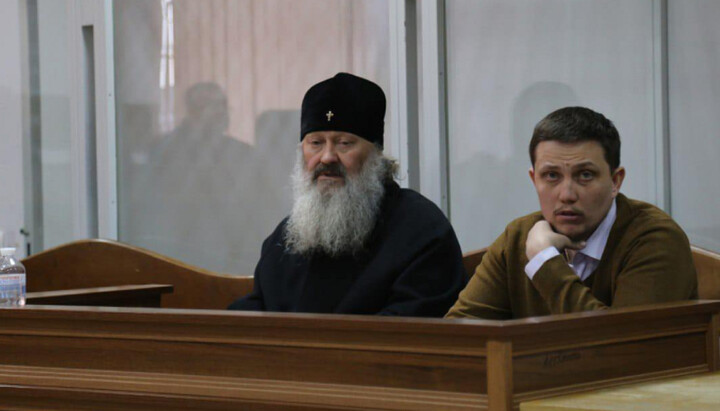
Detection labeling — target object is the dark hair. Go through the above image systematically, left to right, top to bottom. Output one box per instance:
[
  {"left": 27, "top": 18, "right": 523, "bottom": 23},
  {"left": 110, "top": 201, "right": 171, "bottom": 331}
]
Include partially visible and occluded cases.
[{"left": 529, "top": 106, "right": 621, "bottom": 171}]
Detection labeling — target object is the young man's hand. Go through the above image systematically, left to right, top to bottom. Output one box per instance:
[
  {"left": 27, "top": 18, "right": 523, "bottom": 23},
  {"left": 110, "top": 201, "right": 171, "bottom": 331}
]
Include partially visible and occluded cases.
[{"left": 526, "top": 220, "right": 586, "bottom": 261}]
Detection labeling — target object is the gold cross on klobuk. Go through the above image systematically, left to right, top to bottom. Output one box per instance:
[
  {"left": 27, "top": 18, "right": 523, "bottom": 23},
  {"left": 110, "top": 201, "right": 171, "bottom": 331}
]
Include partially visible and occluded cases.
[{"left": 326, "top": 111, "right": 334, "bottom": 121}]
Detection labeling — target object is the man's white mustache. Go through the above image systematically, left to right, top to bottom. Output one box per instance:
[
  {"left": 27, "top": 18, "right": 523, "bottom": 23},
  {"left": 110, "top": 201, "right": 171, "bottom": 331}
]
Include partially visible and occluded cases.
[{"left": 312, "top": 163, "right": 346, "bottom": 181}]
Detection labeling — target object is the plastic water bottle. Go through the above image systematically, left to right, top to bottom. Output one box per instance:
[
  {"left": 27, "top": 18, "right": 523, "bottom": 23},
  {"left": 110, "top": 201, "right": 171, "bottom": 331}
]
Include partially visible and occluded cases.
[{"left": 0, "top": 247, "right": 26, "bottom": 307}]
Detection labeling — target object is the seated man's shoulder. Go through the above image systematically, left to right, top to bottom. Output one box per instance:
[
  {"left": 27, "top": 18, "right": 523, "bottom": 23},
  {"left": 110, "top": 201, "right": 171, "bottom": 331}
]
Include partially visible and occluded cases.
[
  {"left": 384, "top": 187, "right": 463, "bottom": 245},
  {"left": 392, "top": 187, "right": 450, "bottom": 224},
  {"left": 614, "top": 195, "right": 693, "bottom": 262},
  {"left": 621, "top": 195, "right": 688, "bottom": 239},
  {"left": 464, "top": 210, "right": 544, "bottom": 257},
  {"left": 499, "top": 211, "right": 545, "bottom": 245},
  {"left": 507, "top": 211, "right": 545, "bottom": 231},
  {"left": 273, "top": 216, "right": 291, "bottom": 234},
  {"left": 263, "top": 217, "right": 291, "bottom": 248}
]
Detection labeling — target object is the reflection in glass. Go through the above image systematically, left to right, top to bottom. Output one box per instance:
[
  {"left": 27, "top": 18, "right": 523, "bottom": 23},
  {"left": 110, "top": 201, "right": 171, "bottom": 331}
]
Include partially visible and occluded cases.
[
  {"left": 36, "top": 0, "right": 73, "bottom": 250},
  {"left": 115, "top": 0, "right": 390, "bottom": 274},
  {"left": 446, "top": 0, "right": 657, "bottom": 252},
  {"left": 668, "top": 0, "right": 720, "bottom": 251}
]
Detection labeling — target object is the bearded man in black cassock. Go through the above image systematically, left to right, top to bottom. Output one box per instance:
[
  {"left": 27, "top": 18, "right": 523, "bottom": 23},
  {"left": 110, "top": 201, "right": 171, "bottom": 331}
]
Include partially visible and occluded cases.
[{"left": 228, "top": 73, "right": 466, "bottom": 317}]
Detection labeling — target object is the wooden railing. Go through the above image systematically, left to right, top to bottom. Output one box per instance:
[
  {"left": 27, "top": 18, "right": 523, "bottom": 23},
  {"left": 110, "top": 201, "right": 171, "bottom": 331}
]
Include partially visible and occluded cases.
[{"left": 0, "top": 300, "right": 717, "bottom": 410}]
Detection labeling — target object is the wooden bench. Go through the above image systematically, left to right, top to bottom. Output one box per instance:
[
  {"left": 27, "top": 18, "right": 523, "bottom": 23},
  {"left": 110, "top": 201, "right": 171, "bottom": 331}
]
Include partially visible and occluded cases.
[
  {"left": 22, "top": 239, "right": 253, "bottom": 309},
  {"left": 22, "top": 239, "right": 720, "bottom": 309},
  {"left": 693, "top": 245, "right": 720, "bottom": 299}
]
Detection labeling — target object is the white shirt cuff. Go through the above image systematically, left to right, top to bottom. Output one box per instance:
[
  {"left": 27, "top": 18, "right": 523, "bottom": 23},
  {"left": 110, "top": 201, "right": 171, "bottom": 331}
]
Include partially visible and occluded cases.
[{"left": 525, "top": 246, "right": 561, "bottom": 280}]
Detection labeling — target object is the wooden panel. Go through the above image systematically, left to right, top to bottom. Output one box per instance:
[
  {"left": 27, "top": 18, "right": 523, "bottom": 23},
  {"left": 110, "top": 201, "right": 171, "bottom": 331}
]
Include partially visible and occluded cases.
[
  {"left": 22, "top": 239, "right": 253, "bottom": 309},
  {"left": 693, "top": 245, "right": 720, "bottom": 299},
  {"left": 0, "top": 301, "right": 718, "bottom": 410},
  {"left": 3, "top": 308, "right": 491, "bottom": 357},
  {"left": 510, "top": 312, "right": 710, "bottom": 355},
  {"left": 708, "top": 313, "right": 720, "bottom": 371},
  {"left": 513, "top": 333, "right": 708, "bottom": 393},
  {"left": 0, "top": 335, "right": 486, "bottom": 393},
  {"left": 487, "top": 340, "right": 513, "bottom": 411},
  {"left": 0, "top": 365, "right": 487, "bottom": 411}
]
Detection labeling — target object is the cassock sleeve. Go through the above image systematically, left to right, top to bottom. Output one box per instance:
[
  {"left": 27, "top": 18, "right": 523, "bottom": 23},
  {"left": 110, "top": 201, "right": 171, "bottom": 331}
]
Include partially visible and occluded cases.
[
  {"left": 377, "top": 226, "right": 467, "bottom": 317},
  {"left": 227, "top": 236, "right": 270, "bottom": 311},
  {"left": 227, "top": 278, "right": 265, "bottom": 310}
]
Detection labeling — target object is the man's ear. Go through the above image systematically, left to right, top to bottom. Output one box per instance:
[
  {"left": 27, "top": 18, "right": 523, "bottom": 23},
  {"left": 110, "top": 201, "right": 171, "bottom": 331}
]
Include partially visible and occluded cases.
[
  {"left": 611, "top": 166, "right": 626, "bottom": 197},
  {"left": 528, "top": 167, "right": 536, "bottom": 186}
]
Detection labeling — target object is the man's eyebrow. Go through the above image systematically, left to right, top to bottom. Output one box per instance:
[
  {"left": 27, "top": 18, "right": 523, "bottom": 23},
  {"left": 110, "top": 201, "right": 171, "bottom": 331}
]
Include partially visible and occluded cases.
[
  {"left": 570, "top": 161, "right": 600, "bottom": 169},
  {"left": 536, "top": 163, "right": 560, "bottom": 170}
]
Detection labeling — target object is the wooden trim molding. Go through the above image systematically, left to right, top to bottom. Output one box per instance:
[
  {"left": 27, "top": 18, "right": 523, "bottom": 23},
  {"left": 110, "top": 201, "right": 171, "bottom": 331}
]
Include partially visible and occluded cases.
[
  {"left": 26, "top": 284, "right": 173, "bottom": 307},
  {"left": 487, "top": 340, "right": 513, "bottom": 410}
]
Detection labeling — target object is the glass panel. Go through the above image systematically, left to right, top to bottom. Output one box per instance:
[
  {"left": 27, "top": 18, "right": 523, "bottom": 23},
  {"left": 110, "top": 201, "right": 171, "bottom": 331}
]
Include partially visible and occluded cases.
[
  {"left": 0, "top": 0, "right": 24, "bottom": 255},
  {"left": 36, "top": 0, "right": 74, "bottom": 250},
  {"left": 115, "top": 0, "right": 391, "bottom": 274},
  {"left": 445, "top": 0, "right": 657, "bottom": 252},
  {"left": 668, "top": 0, "right": 720, "bottom": 252}
]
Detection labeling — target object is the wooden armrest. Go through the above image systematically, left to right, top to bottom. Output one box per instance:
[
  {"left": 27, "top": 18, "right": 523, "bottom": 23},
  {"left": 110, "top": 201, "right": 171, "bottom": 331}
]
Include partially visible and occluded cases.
[
  {"left": 22, "top": 239, "right": 253, "bottom": 309},
  {"left": 26, "top": 284, "right": 174, "bottom": 308}
]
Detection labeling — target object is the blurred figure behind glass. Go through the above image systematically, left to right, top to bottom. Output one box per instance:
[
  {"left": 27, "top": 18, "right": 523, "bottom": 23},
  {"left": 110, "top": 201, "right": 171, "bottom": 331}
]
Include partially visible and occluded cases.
[{"left": 129, "top": 82, "right": 257, "bottom": 273}]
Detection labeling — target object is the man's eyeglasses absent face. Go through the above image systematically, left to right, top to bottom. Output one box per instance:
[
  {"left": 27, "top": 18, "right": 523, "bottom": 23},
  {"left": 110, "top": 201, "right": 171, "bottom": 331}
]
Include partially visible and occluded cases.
[
  {"left": 302, "top": 131, "right": 376, "bottom": 192},
  {"left": 529, "top": 140, "right": 625, "bottom": 242}
]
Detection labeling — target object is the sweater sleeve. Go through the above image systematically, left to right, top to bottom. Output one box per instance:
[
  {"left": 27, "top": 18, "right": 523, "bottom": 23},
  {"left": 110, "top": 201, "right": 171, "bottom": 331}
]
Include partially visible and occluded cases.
[
  {"left": 531, "top": 222, "right": 698, "bottom": 314},
  {"left": 609, "top": 222, "right": 698, "bottom": 307},
  {"left": 445, "top": 230, "right": 512, "bottom": 320},
  {"left": 530, "top": 255, "right": 606, "bottom": 313}
]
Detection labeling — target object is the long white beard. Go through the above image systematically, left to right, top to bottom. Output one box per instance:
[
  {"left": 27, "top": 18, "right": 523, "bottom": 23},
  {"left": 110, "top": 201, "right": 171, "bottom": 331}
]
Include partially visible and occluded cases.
[{"left": 285, "top": 150, "right": 388, "bottom": 257}]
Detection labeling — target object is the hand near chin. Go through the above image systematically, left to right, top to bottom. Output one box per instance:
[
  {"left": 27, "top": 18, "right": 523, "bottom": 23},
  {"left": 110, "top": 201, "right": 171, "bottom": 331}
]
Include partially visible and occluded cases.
[{"left": 526, "top": 220, "right": 586, "bottom": 261}]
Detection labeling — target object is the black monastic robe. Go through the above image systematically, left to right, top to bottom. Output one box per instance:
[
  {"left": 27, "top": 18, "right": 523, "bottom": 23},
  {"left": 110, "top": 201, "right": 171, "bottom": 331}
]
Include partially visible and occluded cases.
[{"left": 228, "top": 182, "right": 467, "bottom": 317}]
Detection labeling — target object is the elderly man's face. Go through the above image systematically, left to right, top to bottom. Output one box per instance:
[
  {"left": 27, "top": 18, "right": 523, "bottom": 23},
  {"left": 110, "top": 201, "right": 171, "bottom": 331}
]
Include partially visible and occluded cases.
[
  {"left": 302, "top": 131, "right": 375, "bottom": 190},
  {"left": 529, "top": 140, "right": 625, "bottom": 241}
]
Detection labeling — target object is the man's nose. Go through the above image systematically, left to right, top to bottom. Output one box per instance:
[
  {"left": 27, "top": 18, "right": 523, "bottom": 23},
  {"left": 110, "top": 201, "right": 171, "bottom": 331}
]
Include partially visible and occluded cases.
[
  {"left": 320, "top": 143, "right": 339, "bottom": 164},
  {"left": 558, "top": 179, "right": 579, "bottom": 203}
]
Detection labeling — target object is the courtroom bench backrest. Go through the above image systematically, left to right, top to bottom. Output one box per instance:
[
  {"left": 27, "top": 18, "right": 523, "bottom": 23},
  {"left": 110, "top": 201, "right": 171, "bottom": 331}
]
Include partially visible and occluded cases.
[
  {"left": 22, "top": 239, "right": 254, "bottom": 309},
  {"left": 22, "top": 240, "right": 719, "bottom": 310},
  {"left": 693, "top": 245, "right": 720, "bottom": 300},
  {"left": 462, "top": 247, "right": 487, "bottom": 279}
]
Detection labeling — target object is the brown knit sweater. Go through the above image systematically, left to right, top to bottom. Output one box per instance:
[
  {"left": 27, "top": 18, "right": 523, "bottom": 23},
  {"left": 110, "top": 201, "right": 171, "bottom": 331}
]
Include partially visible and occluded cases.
[{"left": 446, "top": 194, "right": 698, "bottom": 319}]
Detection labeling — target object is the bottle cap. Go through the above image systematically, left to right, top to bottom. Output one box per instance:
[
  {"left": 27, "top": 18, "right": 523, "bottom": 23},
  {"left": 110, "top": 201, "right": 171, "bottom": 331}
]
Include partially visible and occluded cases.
[{"left": 0, "top": 247, "right": 16, "bottom": 256}]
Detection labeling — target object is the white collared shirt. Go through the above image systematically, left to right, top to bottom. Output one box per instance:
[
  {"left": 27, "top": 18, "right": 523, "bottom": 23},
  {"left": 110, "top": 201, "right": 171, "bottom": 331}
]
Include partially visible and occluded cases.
[{"left": 525, "top": 199, "right": 617, "bottom": 281}]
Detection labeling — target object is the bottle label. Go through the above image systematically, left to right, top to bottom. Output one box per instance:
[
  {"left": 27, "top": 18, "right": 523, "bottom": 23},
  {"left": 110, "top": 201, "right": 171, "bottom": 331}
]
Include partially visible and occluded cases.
[{"left": 0, "top": 274, "right": 25, "bottom": 293}]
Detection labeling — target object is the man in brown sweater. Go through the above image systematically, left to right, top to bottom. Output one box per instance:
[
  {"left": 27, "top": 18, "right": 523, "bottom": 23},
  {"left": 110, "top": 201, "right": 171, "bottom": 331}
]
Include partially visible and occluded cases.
[{"left": 446, "top": 107, "right": 697, "bottom": 320}]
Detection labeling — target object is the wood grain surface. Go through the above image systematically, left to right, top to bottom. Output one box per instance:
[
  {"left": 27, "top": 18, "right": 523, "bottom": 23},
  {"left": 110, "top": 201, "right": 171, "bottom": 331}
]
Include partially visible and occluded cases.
[
  {"left": 22, "top": 239, "right": 253, "bottom": 309},
  {"left": 26, "top": 284, "right": 173, "bottom": 307},
  {"left": 0, "top": 300, "right": 717, "bottom": 410}
]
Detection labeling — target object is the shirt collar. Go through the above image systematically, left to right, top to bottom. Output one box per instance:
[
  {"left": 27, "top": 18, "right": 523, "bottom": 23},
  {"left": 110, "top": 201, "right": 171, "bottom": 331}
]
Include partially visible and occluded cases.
[{"left": 577, "top": 199, "right": 617, "bottom": 261}]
